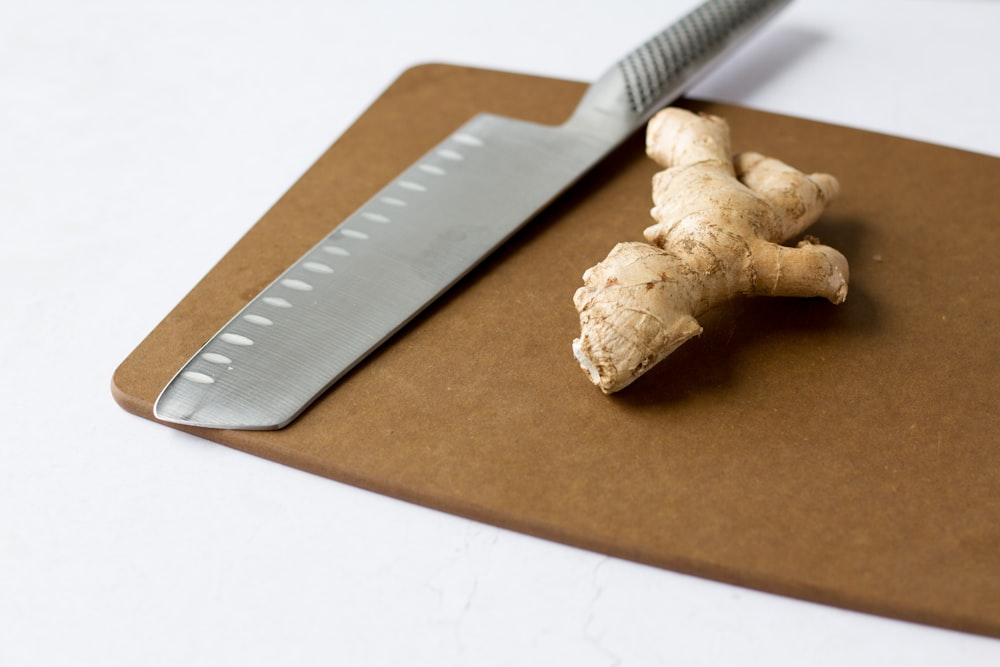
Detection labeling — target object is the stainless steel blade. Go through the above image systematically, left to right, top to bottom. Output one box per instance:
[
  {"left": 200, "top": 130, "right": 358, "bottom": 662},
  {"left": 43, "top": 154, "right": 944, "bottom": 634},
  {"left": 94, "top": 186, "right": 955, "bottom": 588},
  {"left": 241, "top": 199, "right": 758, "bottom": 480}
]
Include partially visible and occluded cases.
[{"left": 155, "top": 0, "right": 792, "bottom": 429}]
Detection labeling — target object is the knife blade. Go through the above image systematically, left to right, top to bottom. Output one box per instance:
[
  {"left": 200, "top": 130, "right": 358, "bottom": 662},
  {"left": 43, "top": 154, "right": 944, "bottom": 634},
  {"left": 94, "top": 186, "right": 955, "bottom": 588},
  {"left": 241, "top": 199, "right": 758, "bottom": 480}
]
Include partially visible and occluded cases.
[{"left": 154, "top": 0, "right": 792, "bottom": 430}]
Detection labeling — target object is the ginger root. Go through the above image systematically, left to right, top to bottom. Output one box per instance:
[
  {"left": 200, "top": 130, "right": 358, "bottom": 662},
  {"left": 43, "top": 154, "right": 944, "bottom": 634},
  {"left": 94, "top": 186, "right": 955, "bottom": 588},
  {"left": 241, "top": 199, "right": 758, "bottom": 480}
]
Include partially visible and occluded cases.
[{"left": 572, "top": 107, "right": 849, "bottom": 394}]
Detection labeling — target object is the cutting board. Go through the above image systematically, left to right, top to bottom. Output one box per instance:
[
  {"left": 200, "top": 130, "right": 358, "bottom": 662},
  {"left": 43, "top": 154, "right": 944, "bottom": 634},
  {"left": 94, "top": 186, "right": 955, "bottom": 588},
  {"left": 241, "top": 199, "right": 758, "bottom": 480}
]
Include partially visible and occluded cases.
[{"left": 112, "top": 64, "right": 1000, "bottom": 637}]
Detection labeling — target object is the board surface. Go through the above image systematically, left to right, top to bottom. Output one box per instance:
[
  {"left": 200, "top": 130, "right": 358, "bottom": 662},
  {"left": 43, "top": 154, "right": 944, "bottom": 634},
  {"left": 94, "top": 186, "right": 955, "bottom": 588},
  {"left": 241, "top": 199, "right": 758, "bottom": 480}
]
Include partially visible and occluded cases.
[{"left": 113, "top": 64, "right": 1000, "bottom": 637}]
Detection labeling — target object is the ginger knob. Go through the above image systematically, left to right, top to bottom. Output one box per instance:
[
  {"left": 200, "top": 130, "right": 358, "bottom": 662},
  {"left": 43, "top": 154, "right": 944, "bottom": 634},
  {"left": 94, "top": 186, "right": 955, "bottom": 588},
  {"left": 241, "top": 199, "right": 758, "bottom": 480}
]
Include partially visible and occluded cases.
[{"left": 573, "top": 107, "right": 848, "bottom": 394}]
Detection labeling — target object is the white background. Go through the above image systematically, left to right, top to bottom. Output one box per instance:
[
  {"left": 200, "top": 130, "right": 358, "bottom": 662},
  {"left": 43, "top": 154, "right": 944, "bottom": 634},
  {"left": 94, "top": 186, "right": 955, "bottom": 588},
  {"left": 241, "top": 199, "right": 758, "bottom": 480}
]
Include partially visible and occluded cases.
[{"left": 3, "top": 1, "right": 999, "bottom": 665}]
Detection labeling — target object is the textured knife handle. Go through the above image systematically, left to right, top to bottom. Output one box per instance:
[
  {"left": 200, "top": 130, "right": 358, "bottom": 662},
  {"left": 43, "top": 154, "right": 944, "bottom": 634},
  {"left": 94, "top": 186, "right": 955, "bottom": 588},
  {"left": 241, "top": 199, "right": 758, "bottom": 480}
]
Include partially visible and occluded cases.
[
  {"left": 568, "top": 0, "right": 791, "bottom": 135},
  {"left": 620, "top": 0, "right": 787, "bottom": 114}
]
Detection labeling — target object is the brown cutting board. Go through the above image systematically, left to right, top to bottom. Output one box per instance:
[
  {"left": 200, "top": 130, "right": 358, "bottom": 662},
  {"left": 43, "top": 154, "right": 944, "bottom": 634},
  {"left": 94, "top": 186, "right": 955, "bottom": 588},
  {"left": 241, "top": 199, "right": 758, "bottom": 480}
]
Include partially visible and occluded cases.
[{"left": 112, "top": 64, "right": 1000, "bottom": 637}]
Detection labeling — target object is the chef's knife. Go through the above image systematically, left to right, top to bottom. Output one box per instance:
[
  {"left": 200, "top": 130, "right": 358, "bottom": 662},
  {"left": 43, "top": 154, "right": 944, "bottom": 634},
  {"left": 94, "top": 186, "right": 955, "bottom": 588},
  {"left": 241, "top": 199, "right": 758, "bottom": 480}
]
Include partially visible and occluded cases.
[{"left": 155, "top": 0, "right": 792, "bottom": 430}]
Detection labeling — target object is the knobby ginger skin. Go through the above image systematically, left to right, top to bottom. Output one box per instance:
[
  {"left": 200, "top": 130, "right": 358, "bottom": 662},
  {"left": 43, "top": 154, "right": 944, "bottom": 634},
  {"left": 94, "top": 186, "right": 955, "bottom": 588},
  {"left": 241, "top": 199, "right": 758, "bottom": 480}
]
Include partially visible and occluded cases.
[{"left": 573, "top": 107, "right": 849, "bottom": 394}]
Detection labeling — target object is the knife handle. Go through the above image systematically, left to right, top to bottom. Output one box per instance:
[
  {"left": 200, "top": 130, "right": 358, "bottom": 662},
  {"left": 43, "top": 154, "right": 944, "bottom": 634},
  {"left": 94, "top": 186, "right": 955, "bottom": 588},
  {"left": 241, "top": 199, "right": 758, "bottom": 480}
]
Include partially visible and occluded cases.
[{"left": 566, "top": 0, "right": 791, "bottom": 136}]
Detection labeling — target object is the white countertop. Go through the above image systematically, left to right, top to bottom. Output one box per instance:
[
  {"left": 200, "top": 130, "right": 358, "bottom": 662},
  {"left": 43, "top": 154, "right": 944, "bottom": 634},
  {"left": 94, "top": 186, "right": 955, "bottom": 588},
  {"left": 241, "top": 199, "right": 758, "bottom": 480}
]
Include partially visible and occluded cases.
[{"left": 3, "top": 1, "right": 998, "bottom": 664}]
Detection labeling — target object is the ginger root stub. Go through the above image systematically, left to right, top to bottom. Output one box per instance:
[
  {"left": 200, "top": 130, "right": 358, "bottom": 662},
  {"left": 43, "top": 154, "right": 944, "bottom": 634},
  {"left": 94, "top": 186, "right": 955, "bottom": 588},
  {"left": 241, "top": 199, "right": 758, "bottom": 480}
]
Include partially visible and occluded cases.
[{"left": 573, "top": 107, "right": 849, "bottom": 394}]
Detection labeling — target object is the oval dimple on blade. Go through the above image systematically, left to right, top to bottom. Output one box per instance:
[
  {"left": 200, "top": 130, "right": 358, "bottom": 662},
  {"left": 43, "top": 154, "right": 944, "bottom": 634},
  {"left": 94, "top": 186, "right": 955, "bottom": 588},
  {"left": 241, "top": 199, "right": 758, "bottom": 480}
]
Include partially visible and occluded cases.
[
  {"left": 280, "top": 278, "right": 314, "bottom": 291},
  {"left": 220, "top": 333, "right": 254, "bottom": 346}
]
